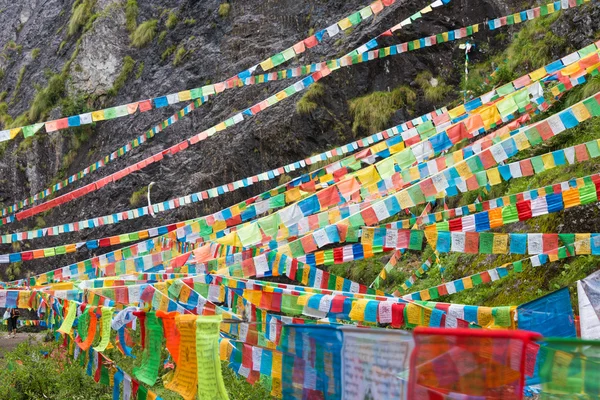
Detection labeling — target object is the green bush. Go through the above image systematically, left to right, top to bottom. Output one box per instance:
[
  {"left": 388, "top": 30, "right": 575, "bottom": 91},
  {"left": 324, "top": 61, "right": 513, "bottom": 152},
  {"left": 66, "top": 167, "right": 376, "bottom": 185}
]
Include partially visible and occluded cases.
[
  {"left": 68, "top": 0, "right": 94, "bottom": 36},
  {"left": 125, "top": 0, "right": 138, "bottom": 32},
  {"left": 218, "top": 3, "right": 231, "bottom": 18},
  {"left": 165, "top": 11, "right": 178, "bottom": 29},
  {"left": 184, "top": 18, "right": 196, "bottom": 25},
  {"left": 130, "top": 19, "right": 158, "bottom": 48},
  {"left": 161, "top": 44, "right": 176, "bottom": 61},
  {"left": 173, "top": 46, "right": 187, "bottom": 66},
  {"left": 30, "top": 48, "right": 40, "bottom": 59},
  {"left": 108, "top": 55, "right": 135, "bottom": 96},
  {"left": 135, "top": 61, "right": 144, "bottom": 79},
  {"left": 9, "top": 66, "right": 26, "bottom": 104},
  {"left": 415, "top": 71, "right": 453, "bottom": 105},
  {"left": 28, "top": 73, "right": 66, "bottom": 122},
  {"left": 296, "top": 82, "right": 325, "bottom": 114},
  {"left": 349, "top": 86, "right": 416, "bottom": 134},
  {"left": 129, "top": 186, "right": 147, "bottom": 206},
  {"left": 0, "top": 340, "right": 112, "bottom": 400}
]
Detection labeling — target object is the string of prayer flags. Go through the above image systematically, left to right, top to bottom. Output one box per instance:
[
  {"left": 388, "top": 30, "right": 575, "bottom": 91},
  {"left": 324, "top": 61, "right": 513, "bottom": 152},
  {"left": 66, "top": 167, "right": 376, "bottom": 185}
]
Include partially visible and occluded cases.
[
  {"left": 0, "top": 0, "right": 417, "bottom": 143},
  {"left": 5, "top": 0, "right": 595, "bottom": 226},
  {"left": 2, "top": 37, "right": 595, "bottom": 247},
  {"left": 133, "top": 311, "right": 164, "bottom": 386},
  {"left": 164, "top": 315, "right": 198, "bottom": 400},
  {"left": 196, "top": 315, "right": 229, "bottom": 400},
  {"left": 409, "top": 328, "right": 541, "bottom": 399},
  {"left": 536, "top": 338, "right": 600, "bottom": 397}
]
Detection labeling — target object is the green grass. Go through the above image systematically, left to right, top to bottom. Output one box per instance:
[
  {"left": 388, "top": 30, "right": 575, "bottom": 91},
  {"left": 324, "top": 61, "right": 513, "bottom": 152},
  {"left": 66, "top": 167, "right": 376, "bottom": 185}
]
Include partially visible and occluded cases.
[
  {"left": 68, "top": 0, "right": 94, "bottom": 36},
  {"left": 125, "top": 0, "right": 138, "bottom": 32},
  {"left": 218, "top": 3, "right": 231, "bottom": 18},
  {"left": 165, "top": 11, "right": 178, "bottom": 29},
  {"left": 184, "top": 18, "right": 196, "bottom": 25},
  {"left": 130, "top": 19, "right": 157, "bottom": 48},
  {"left": 158, "top": 30, "right": 167, "bottom": 44},
  {"left": 161, "top": 44, "right": 176, "bottom": 61},
  {"left": 173, "top": 46, "right": 187, "bottom": 66},
  {"left": 30, "top": 48, "right": 40, "bottom": 59},
  {"left": 107, "top": 55, "right": 135, "bottom": 97},
  {"left": 135, "top": 61, "right": 144, "bottom": 79},
  {"left": 9, "top": 66, "right": 26, "bottom": 105},
  {"left": 415, "top": 71, "right": 453, "bottom": 105},
  {"left": 28, "top": 73, "right": 66, "bottom": 122},
  {"left": 296, "top": 82, "right": 325, "bottom": 115},
  {"left": 348, "top": 86, "right": 416, "bottom": 134},
  {"left": 129, "top": 186, "right": 148, "bottom": 206}
]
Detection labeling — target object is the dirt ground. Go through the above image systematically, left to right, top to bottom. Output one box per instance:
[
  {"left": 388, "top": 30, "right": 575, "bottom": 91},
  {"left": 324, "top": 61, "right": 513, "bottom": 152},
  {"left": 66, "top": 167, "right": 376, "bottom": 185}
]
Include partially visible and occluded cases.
[{"left": 0, "top": 332, "right": 45, "bottom": 356}]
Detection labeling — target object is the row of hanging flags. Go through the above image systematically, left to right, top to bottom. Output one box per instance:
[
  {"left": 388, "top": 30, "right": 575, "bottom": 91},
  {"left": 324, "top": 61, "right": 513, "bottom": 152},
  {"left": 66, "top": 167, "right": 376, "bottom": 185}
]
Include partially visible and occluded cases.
[
  {"left": 0, "top": 0, "right": 591, "bottom": 222},
  {"left": 2, "top": 0, "right": 600, "bottom": 398},
  {"left": 1, "top": 31, "right": 599, "bottom": 245},
  {"left": 3, "top": 81, "right": 600, "bottom": 263},
  {"left": 4, "top": 253, "right": 599, "bottom": 399}
]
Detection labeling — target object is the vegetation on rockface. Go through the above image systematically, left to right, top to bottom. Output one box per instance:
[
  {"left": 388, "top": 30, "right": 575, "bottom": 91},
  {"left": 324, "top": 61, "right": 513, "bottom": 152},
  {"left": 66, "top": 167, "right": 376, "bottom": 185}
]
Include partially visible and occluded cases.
[
  {"left": 68, "top": 0, "right": 96, "bottom": 37},
  {"left": 125, "top": 0, "right": 138, "bottom": 33},
  {"left": 218, "top": 3, "right": 231, "bottom": 18},
  {"left": 166, "top": 11, "right": 178, "bottom": 29},
  {"left": 462, "top": 13, "right": 566, "bottom": 98},
  {"left": 130, "top": 19, "right": 158, "bottom": 48},
  {"left": 161, "top": 44, "right": 176, "bottom": 61},
  {"left": 173, "top": 46, "right": 188, "bottom": 66},
  {"left": 108, "top": 56, "right": 135, "bottom": 97},
  {"left": 135, "top": 62, "right": 144, "bottom": 79},
  {"left": 8, "top": 66, "right": 26, "bottom": 105},
  {"left": 414, "top": 71, "right": 453, "bottom": 105},
  {"left": 28, "top": 73, "right": 66, "bottom": 122},
  {"left": 296, "top": 82, "right": 325, "bottom": 115},
  {"left": 348, "top": 86, "right": 416, "bottom": 134},
  {"left": 129, "top": 186, "right": 148, "bottom": 206}
]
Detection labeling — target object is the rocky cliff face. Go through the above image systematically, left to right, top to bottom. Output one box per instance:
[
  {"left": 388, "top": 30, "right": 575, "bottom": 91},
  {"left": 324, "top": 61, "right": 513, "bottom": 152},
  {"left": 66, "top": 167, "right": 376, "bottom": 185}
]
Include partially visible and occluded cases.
[{"left": 0, "top": 0, "right": 594, "bottom": 278}]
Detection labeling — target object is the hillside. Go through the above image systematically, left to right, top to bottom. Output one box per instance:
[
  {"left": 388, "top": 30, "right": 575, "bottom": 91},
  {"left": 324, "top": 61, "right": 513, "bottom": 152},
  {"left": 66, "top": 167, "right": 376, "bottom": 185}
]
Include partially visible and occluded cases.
[
  {"left": 0, "top": 0, "right": 599, "bottom": 399},
  {"left": 0, "top": 0, "right": 526, "bottom": 276}
]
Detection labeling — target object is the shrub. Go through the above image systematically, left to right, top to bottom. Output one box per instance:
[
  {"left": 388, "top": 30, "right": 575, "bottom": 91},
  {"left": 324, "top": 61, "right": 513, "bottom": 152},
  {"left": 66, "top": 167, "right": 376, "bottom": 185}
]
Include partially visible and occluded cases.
[
  {"left": 68, "top": 0, "right": 94, "bottom": 36},
  {"left": 125, "top": 0, "right": 138, "bottom": 32},
  {"left": 218, "top": 3, "right": 231, "bottom": 18},
  {"left": 166, "top": 11, "right": 178, "bottom": 29},
  {"left": 503, "top": 13, "right": 565, "bottom": 80},
  {"left": 184, "top": 18, "right": 196, "bottom": 25},
  {"left": 130, "top": 19, "right": 157, "bottom": 48},
  {"left": 158, "top": 30, "right": 167, "bottom": 43},
  {"left": 161, "top": 44, "right": 176, "bottom": 61},
  {"left": 173, "top": 46, "right": 187, "bottom": 66},
  {"left": 31, "top": 48, "right": 40, "bottom": 59},
  {"left": 108, "top": 55, "right": 135, "bottom": 96},
  {"left": 135, "top": 62, "right": 144, "bottom": 79},
  {"left": 9, "top": 66, "right": 26, "bottom": 104},
  {"left": 415, "top": 71, "right": 453, "bottom": 105},
  {"left": 28, "top": 73, "right": 66, "bottom": 122},
  {"left": 296, "top": 82, "right": 325, "bottom": 115},
  {"left": 349, "top": 86, "right": 416, "bottom": 134},
  {"left": 129, "top": 186, "right": 147, "bottom": 206},
  {"left": 0, "top": 340, "right": 112, "bottom": 400}
]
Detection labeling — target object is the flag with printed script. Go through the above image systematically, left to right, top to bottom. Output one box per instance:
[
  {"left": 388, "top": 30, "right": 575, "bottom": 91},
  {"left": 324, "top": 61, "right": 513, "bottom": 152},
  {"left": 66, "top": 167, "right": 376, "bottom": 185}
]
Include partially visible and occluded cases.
[
  {"left": 279, "top": 325, "right": 414, "bottom": 399},
  {"left": 409, "top": 328, "right": 541, "bottom": 399},
  {"left": 537, "top": 338, "right": 600, "bottom": 398}
]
